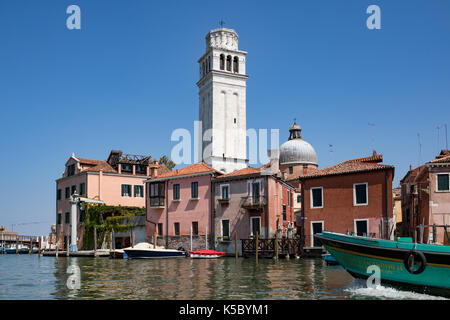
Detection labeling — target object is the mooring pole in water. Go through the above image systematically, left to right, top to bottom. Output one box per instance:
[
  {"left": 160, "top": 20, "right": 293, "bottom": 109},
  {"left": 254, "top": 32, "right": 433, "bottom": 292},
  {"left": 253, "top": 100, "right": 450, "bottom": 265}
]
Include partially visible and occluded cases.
[
  {"left": 190, "top": 226, "right": 193, "bottom": 251},
  {"left": 205, "top": 226, "right": 208, "bottom": 250},
  {"left": 94, "top": 227, "right": 97, "bottom": 257},
  {"left": 110, "top": 229, "right": 113, "bottom": 255},
  {"left": 132, "top": 231, "right": 135, "bottom": 248},
  {"left": 255, "top": 231, "right": 259, "bottom": 264},
  {"left": 275, "top": 231, "right": 279, "bottom": 261},
  {"left": 154, "top": 232, "right": 157, "bottom": 249},
  {"left": 235, "top": 232, "right": 238, "bottom": 259},
  {"left": 16, "top": 236, "right": 18, "bottom": 254},
  {"left": 29, "top": 237, "right": 32, "bottom": 254},
  {"left": 66, "top": 237, "right": 69, "bottom": 257}
]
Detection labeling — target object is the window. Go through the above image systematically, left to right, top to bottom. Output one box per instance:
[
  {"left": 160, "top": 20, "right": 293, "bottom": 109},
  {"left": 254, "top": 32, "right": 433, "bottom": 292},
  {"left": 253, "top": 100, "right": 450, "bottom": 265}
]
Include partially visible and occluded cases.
[
  {"left": 67, "top": 164, "right": 75, "bottom": 176},
  {"left": 135, "top": 165, "right": 147, "bottom": 174},
  {"left": 289, "top": 166, "right": 293, "bottom": 174},
  {"left": 437, "top": 174, "right": 450, "bottom": 191},
  {"left": 150, "top": 182, "right": 165, "bottom": 207},
  {"left": 191, "top": 182, "right": 198, "bottom": 199},
  {"left": 251, "top": 182, "right": 260, "bottom": 199},
  {"left": 79, "top": 183, "right": 86, "bottom": 196},
  {"left": 353, "top": 183, "right": 368, "bottom": 205},
  {"left": 121, "top": 184, "right": 132, "bottom": 197},
  {"left": 173, "top": 184, "right": 180, "bottom": 200},
  {"left": 220, "top": 184, "right": 230, "bottom": 200},
  {"left": 71, "top": 185, "right": 76, "bottom": 195},
  {"left": 134, "top": 185, "right": 143, "bottom": 197},
  {"left": 65, "top": 187, "right": 70, "bottom": 199},
  {"left": 311, "top": 187, "right": 323, "bottom": 208},
  {"left": 57, "top": 189, "right": 61, "bottom": 200},
  {"left": 287, "top": 191, "right": 289, "bottom": 206},
  {"left": 290, "top": 192, "right": 293, "bottom": 207},
  {"left": 297, "top": 195, "right": 301, "bottom": 203},
  {"left": 283, "top": 205, "right": 287, "bottom": 220},
  {"left": 65, "top": 212, "right": 70, "bottom": 224},
  {"left": 57, "top": 213, "right": 62, "bottom": 225},
  {"left": 354, "top": 219, "right": 368, "bottom": 237},
  {"left": 221, "top": 220, "right": 230, "bottom": 240},
  {"left": 174, "top": 222, "right": 180, "bottom": 236},
  {"left": 192, "top": 222, "right": 198, "bottom": 236},
  {"left": 157, "top": 223, "right": 163, "bottom": 236}
]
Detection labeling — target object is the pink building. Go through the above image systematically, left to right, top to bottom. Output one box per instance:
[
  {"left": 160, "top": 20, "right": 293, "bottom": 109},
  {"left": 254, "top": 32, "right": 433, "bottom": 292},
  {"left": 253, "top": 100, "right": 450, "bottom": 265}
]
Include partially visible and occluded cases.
[
  {"left": 56, "top": 150, "right": 170, "bottom": 249},
  {"left": 401, "top": 150, "right": 450, "bottom": 244},
  {"left": 145, "top": 163, "right": 221, "bottom": 250},
  {"left": 212, "top": 165, "right": 296, "bottom": 254}
]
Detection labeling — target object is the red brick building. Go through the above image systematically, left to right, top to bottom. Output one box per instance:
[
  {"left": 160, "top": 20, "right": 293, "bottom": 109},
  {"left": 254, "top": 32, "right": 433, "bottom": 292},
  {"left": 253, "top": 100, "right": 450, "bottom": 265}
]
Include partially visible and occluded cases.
[{"left": 298, "top": 152, "right": 395, "bottom": 248}]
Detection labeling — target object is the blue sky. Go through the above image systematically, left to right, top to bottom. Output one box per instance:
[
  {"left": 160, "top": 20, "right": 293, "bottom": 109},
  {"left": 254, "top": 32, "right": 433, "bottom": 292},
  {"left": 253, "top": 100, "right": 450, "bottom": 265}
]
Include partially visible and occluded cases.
[{"left": 0, "top": 0, "right": 449, "bottom": 236}]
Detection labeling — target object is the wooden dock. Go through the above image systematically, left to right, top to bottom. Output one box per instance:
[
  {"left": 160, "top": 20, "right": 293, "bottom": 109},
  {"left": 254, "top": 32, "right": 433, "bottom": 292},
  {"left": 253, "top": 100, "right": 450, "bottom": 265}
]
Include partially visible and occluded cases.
[
  {"left": 241, "top": 238, "right": 302, "bottom": 258},
  {"left": 42, "top": 250, "right": 111, "bottom": 257}
]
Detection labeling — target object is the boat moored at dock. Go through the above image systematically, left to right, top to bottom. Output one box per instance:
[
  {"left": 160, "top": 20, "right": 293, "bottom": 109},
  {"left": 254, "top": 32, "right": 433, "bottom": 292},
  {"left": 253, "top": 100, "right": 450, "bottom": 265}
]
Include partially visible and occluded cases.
[
  {"left": 315, "top": 231, "right": 450, "bottom": 297},
  {"left": 123, "top": 243, "right": 187, "bottom": 259},
  {"left": 189, "top": 250, "right": 225, "bottom": 259}
]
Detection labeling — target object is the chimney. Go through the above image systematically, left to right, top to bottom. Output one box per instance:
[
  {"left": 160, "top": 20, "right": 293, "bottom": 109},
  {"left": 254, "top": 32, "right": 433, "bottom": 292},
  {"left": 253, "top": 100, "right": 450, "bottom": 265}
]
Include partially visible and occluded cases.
[{"left": 150, "top": 161, "right": 159, "bottom": 178}]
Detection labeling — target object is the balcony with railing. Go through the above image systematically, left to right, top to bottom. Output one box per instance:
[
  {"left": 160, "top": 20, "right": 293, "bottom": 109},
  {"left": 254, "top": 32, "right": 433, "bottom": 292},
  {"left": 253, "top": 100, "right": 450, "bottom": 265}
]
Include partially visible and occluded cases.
[{"left": 241, "top": 196, "right": 266, "bottom": 209}]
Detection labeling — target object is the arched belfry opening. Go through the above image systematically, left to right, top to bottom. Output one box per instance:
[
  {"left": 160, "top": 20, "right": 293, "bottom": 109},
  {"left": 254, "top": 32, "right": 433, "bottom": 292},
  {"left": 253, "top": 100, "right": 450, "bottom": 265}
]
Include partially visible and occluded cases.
[
  {"left": 220, "top": 54, "right": 225, "bottom": 70},
  {"left": 226, "top": 55, "right": 232, "bottom": 71},
  {"left": 233, "top": 56, "right": 239, "bottom": 73}
]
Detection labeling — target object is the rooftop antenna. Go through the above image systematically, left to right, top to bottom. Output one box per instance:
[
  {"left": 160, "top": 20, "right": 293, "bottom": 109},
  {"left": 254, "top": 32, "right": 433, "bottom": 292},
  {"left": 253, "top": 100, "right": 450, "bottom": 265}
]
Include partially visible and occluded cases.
[
  {"left": 219, "top": 19, "right": 225, "bottom": 28},
  {"left": 368, "top": 122, "right": 375, "bottom": 152},
  {"left": 445, "top": 123, "right": 448, "bottom": 150},
  {"left": 436, "top": 125, "right": 441, "bottom": 153},
  {"left": 417, "top": 133, "right": 422, "bottom": 166},
  {"left": 328, "top": 144, "right": 334, "bottom": 165}
]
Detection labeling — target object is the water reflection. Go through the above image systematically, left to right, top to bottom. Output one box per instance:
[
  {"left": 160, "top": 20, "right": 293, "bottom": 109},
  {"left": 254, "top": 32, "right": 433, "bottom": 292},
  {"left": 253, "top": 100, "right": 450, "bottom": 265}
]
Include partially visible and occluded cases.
[{"left": 2, "top": 255, "right": 444, "bottom": 300}]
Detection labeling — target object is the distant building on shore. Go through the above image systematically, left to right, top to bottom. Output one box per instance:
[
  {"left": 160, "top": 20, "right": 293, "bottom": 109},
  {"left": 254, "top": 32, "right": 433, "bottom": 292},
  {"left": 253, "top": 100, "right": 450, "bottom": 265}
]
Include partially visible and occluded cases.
[
  {"left": 55, "top": 150, "right": 170, "bottom": 249},
  {"left": 400, "top": 150, "right": 450, "bottom": 244},
  {"left": 298, "top": 152, "right": 395, "bottom": 248}
]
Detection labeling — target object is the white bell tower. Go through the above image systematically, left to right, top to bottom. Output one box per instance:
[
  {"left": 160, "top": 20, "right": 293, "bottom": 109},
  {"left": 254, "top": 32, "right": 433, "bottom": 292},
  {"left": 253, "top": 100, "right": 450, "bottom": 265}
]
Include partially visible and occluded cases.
[{"left": 197, "top": 27, "right": 248, "bottom": 173}]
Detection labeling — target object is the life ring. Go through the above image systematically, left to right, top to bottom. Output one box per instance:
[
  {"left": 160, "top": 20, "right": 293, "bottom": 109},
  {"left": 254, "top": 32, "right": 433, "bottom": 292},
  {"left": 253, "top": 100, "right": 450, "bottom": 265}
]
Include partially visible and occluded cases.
[{"left": 403, "top": 250, "right": 427, "bottom": 275}]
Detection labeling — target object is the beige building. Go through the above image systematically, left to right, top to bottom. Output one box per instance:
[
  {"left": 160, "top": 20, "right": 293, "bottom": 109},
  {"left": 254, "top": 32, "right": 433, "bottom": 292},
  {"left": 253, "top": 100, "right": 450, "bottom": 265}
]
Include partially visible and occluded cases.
[{"left": 55, "top": 150, "right": 169, "bottom": 249}]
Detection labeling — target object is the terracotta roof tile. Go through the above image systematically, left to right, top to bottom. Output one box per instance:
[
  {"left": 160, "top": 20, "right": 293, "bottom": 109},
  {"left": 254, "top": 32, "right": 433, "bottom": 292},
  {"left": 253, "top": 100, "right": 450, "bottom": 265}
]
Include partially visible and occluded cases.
[
  {"left": 300, "top": 154, "right": 393, "bottom": 179},
  {"left": 155, "top": 162, "right": 220, "bottom": 179},
  {"left": 216, "top": 166, "right": 261, "bottom": 179}
]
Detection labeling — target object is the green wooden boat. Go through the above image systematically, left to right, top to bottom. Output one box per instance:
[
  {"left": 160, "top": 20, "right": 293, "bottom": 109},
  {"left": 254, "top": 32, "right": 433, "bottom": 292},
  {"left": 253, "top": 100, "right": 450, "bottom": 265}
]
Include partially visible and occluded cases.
[{"left": 315, "top": 231, "right": 450, "bottom": 297}]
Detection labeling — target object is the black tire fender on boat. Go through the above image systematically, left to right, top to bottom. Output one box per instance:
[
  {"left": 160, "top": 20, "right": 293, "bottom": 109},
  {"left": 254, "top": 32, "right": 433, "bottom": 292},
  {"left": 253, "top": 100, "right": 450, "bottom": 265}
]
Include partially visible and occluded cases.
[{"left": 403, "top": 250, "right": 427, "bottom": 275}]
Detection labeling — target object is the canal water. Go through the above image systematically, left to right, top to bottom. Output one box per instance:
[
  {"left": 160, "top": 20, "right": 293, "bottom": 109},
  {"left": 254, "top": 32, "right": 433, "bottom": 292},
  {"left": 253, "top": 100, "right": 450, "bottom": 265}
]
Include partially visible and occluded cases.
[{"left": 0, "top": 255, "right": 446, "bottom": 300}]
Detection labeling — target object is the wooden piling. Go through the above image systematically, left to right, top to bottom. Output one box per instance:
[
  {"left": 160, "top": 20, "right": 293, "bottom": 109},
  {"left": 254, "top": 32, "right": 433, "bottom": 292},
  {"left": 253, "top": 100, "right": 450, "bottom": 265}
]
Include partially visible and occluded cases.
[
  {"left": 94, "top": 227, "right": 97, "bottom": 257},
  {"left": 110, "top": 230, "right": 113, "bottom": 255},
  {"left": 131, "top": 231, "right": 135, "bottom": 248},
  {"left": 255, "top": 231, "right": 259, "bottom": 264},
  {"left": 275, "top": 231, "right": 279, "bottom": 261},
  {"left": 154, "top": 232, "right": 157, "bottom": 249},
  {"left": 235, "top": 232, "right": 238, "bottom": 259},
  {"left": 16, "top": 236, "right": 18, "bottom": 254},
  {"left": 29, "top": 237, "right": 33, "bottom": 254},
  {"left": 38, "top": 237, "right": 41, "bottom": 257},
  {"left": 66, "top": 237, "right": 69, "bottom": 257},
  {"left": 56, "top": 241, "right": 59, "bottom": 257}
]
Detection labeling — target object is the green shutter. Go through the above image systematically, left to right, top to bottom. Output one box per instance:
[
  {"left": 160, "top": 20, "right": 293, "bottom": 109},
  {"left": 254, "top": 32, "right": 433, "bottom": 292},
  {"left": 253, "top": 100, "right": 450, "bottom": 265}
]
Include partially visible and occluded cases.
[{"left": 438, "top": 174, "right": 449, "bottom": 191}]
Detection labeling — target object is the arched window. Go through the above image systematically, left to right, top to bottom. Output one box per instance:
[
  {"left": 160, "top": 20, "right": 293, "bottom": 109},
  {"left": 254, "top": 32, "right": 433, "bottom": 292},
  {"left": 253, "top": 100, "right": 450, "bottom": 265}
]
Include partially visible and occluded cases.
[
  {"left": 220, "top": 54, "right": 225, "bottom": 70},
  {"left": 226, "top": 55, "right": 232, "bottom": 71},
  {"left": 208, "top": 56, "right": 211, "bottom": 72},
  {"left": 233, "top": 56, "right": 239, "bottom": 73},
  {"left": 202, "top": 61, "right": 206, "bottom": 76}
]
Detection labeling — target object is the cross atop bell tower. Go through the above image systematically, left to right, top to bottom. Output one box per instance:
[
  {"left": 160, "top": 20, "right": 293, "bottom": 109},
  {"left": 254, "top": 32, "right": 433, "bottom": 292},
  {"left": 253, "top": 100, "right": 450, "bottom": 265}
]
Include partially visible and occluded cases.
[{"left": 196, "top": 27, "right": 248, "bottom": 173}]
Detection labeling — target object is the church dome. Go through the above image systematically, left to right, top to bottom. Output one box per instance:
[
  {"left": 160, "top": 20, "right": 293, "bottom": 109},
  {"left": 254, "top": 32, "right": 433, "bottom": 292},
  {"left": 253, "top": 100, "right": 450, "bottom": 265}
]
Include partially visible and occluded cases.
[{"left": 279, "top": 122, "right": 318, "bottom": 166}]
